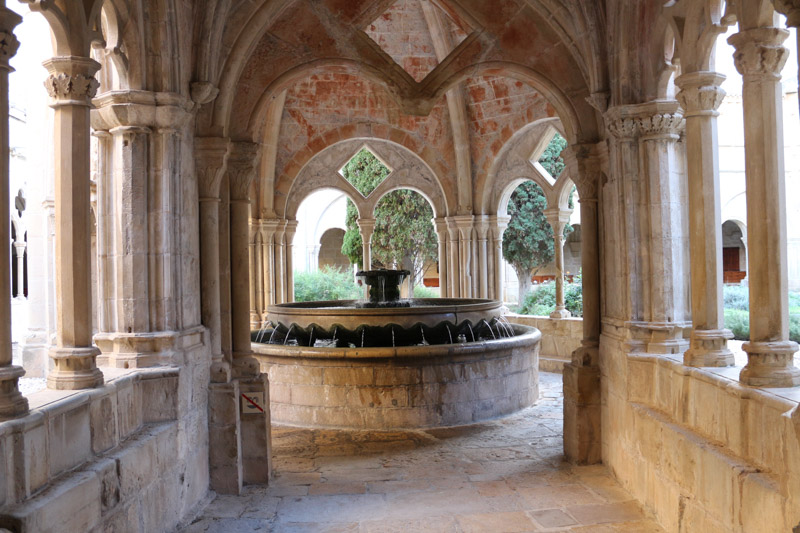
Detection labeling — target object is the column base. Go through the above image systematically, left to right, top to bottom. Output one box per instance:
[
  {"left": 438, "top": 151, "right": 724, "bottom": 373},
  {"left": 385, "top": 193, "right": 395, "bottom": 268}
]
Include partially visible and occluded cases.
[
  {"left": 550, "top": 307, "right": 572, "bottom": 319},
  {"left": 250, "top": 313, "right": 262, "bottom": 330},
  {"left": 684, "top": 329, "right": 735, "bottom": 367},
  {"left": 740, "top": 341, "right": 800, "bottom": 387},
  {"left": 47, "top": 346, "right": 103, "bottom": 390},
  {"left": 232, "top": 352, "right": 260, "bottom": 378},
  {"left": 211, "top": 359, "right": 232, "bottom": 383},
  {"left": 563, "top": 361, "right": 601, "bottom": 465},
  {"left": 0, "top": 365, "right": 29, "bottom": 420}
]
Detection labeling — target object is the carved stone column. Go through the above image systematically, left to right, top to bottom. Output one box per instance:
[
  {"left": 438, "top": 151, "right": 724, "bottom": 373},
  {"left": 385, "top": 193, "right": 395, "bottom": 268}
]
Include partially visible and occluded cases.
[
  {"left": 0, "top": 6, "right": 27, "bottom": 418},
  {"left": 729, "top": 27, "right": 800, "bottom": 386},
  {"left": 43, "top": 56, "right": 103, "bottom": 389},
  {"left": 676, "top": 72, "right": 735, "bottom": 367},
  {"left": 605, "top": 102, "right": 689, "bottom": 354},
  {"left": 195, "top": 137, "right": 230, "bottom": 382},
  {"left": 227, "top": 142, "right": 261, "bottom": 362},
  {"left": 562, "top": 142, "right": 605, "bottom": 464},
  {"left": 544, "top": 208, "right": 573, "bottom": 319},
  {"left": 488, "top": 215, "right": 509, "bottom": 302},
  {"left": 453, "top": 216, "right": 474, "bottom": 298},
  {"left": 475, "top": 216, "right": 490, "bottom": 299},
  {"left": 357, "top": 218, "right": 376, "bottom": 270},
  {"left": 433, "top": 218, "right": 449, "bottom": 298},
  {"left": 446, "top": 218, "right": 460, "bottom": 297},
  {"left": 261, "top": 219, "right": 279, "bottom": 307},
  {"left": 249, "top": 220, "right": 262, "bottom": 328},
  {"left": 284, "top": 220, "right": 298, "bottom": 303},
  {"left": 274, "top": 221, "right": 286, "bottom": 304},
  {"left": 13, "top": 241, "right": 24, "bottom": 298}
]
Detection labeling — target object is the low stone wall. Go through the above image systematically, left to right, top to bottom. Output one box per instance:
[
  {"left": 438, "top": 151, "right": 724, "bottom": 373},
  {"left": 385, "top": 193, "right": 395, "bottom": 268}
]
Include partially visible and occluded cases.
[
  {"left": 505, "top": 314, "right": 583, "bottom": 373},
  {"left": 254, "top": 327, "right": 541, "bottom": 428},
  {"left": 601, "top": 330, "right": 800, "bottom": 532},
  {"left": 0, "top": 360, "right": 210, "bottom": 533}
]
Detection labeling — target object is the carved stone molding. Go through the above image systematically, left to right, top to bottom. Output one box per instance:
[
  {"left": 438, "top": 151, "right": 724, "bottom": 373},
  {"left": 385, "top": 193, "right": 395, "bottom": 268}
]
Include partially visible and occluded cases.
[
  {"left": 773, "top": 0, "right": 800, "bottom": 27},
  {"left": 0, "top": 7, "right": 21, "bottom": 71},
  {"left": 728, "top": 27, "right": 790, "bottom": 80},
  {"left": 42, "top": 57, "right": 101, "bottom": 107},
  {"left": 675, "top": 71, "right": 726, "bottom": 115},
  {"left": 92, "top": 91, "right": 193, "bottom": 132},
  {"left": 605, "top": 101, "right": 684, "bottom": 141},
  {"left": 195, "top": 137, "right": 231, "bottom": 200},
  {"left": 227, "top": 142, "right": 262, "bottom": 202},
  {"left": 564, "top": 142, "right": 608, "bottom": 201}
]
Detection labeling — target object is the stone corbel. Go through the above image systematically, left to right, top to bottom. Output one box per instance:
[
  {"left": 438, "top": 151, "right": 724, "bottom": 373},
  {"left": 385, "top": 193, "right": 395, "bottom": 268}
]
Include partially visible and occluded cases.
[{"left": 91, "top": 90, "right": 194, "bottom": 133}]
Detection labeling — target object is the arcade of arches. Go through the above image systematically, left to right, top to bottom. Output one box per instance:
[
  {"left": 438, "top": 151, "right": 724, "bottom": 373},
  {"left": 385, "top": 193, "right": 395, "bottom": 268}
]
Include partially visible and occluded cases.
[{"left": 1, "top": 0, "right": 800, "bottom": 531}]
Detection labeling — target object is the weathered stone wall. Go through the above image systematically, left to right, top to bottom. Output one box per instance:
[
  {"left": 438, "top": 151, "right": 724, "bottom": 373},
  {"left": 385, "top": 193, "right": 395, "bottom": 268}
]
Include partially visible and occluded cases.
[
  {"left": 506, "top": 314, "right": 582, "bottom": 372},
  {"left": 601, "top": 332, "right": 800, "bottom": 532},
  {"left": 0, "top": 358, "right": 210, "bottom": 532}
]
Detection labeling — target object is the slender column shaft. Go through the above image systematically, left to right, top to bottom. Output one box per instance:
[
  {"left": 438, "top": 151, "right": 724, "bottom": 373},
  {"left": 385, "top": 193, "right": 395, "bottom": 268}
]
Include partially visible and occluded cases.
[
  {"left": 0, "top": 6, "right": 27, "bottom": 417},
  {"left": 730, "top": 27, "right": 800, "bottom": 386},
  {"left": 44, "top": 57, "right": 103, "bottom": 389},
  {"left": 677, "top": 72, "right": 734, "bottom": 367},
  {"left": 195, "top": 137, "right": 230, "bottom": 382},
  {"left": 227, "top": 142, "right": 261, "bottom": 357},
  {"left": 579, "top": 198, "right": 601, "bottom": 349},
  {"left": 545, "top": 209, "right": 572, "bottom": 319},
  {"left": 489, "top": 216, "right": 509, "bottom": 302},
  {"left": 476, "top": 217, "right": 489, "bottom": 299},
  {"left": 434, "top": 218, "right": 448, "bottom": 297},
  {"left": 357, "top": 219, "right": 375, "bottom": 271},
  {"left": 446, "top": 219, "right": 460, "bottom": 298},
  {"left": 284, "top": 221, "right": 297, "bottom": 303},
  {"left": 249, "top": 223, "right": 258, "bottom": 328},
  {"left": 274, "top": 223, "right": 286, "bottom": 303},
  {"left": 14, "top": 242, "right": 24, "bottom": 297}
]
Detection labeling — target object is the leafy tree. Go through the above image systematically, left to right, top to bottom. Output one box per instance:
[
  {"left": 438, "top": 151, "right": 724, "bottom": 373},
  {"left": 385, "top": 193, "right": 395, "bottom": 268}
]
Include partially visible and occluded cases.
[
  {"left": 503, "top": 133, "right": 571, "bottom": 303},
  {"left": 341, "top": 149, "right": 437, "bottom": 293}
]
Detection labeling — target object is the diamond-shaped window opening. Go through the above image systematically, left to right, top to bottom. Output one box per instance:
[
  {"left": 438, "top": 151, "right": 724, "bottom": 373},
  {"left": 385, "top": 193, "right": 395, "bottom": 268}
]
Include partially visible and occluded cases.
[
  {"left": 365, "top": 0, "right": 471, "bottom": 83},
  {"left": 530, "top": 127, "right": 568, "bottom": 187},
  {"left": 339, "top": 146, "right": 393, "bottom": 198}
]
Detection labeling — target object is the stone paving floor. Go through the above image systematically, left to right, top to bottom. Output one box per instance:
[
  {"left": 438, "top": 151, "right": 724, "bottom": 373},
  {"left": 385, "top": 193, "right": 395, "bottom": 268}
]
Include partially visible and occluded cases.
[{"left": 180, "top": 373, "right": 663, "bottom": 533}]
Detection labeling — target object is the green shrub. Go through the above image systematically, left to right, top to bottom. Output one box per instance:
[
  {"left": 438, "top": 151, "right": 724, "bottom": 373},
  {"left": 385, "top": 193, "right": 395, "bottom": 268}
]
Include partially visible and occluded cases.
[
  {"left": 293, "top": 266, "right": 361, "bottom": 302},
  {"left": 517, "top": 280, "right": 583, "bottom": 317},
  {"left": 413, "top": 285, "right": 439, "bottom": 298},
  {"left": 723, "top": 285, "right": 749, "bottom": 311},
  {"left": 789, "top": 292, "right": 800, "bottom": 315},
  {"left": 724, "top": 308, "right": 750, "bottom": 341}
]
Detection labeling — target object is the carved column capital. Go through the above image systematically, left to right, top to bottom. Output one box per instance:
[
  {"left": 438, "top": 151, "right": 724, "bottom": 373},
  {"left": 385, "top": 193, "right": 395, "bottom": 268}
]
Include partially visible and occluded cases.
[
  {"left": 774, "top": 0, "right": 800, "bottom": 27},
  {"left": 0, "top": 7, "right": 21, "bottom": 71},
  {"left": 728, "top": 27, "right": 790, "bottom": 81},
  {"left": 42, "top": 56, "right": 101, "bottom": 107},
  {"left": 675, "top": 71, "right": 727, "bottom": 116},
  {"left": 91, "top": 90, "right": 193, "bottom": 132},
  {"left": 605, "top": 101, "right": 684, "bottom": 141},
  {"left": 195, "top": 137, "right": 230, "bottom": 200},
  {"left": 227, "top": 141, "right": 261, "bottom": 202},
  {"left": 564, "top": 142, "right": 607, "bottom": 201},
  {"left": 543, "top": 208, "right": 572, "bottom": 236},
  {"left": 488, "top": 215, "right": 510, "bottom": 240},
  {"left": 357, "top": 218, "right": 376, "bottom": 241},
  {"left": 283, "top": 219, "right": 298, "bottom": 243}
]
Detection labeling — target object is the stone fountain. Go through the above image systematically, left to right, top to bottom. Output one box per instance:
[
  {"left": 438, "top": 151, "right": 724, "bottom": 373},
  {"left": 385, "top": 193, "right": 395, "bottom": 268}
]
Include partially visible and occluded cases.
[{"left": 252, "top": 270, "right": 541, "bottom": 429}]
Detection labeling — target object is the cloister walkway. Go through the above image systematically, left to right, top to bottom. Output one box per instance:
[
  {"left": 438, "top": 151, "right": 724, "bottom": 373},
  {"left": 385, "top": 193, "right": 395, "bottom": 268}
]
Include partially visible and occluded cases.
[{"left": 180, "top": 373, "right": 663, "bottom": 532}]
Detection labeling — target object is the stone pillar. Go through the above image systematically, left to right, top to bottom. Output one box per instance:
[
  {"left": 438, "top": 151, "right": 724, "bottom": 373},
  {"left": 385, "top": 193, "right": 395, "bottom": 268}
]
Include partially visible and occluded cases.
[
  {"left": 0, "top": 6, "right": 27, "bottom": 418},
  {"left": 729, "top": 27, "right": 800, "bottom": 387},
  {"left": 43, "top": 57, "right": 103, "bottom": 390},
  {"left": 676, "top": 72, "right": 735, "bottom": 367},
  {"left": 605, "top": 102, "right": 689, "bottom": 354},
  {"left": 195, "top": 137, "right": 230, "bottom": 382},
  {"left": 227, "top": 142, "right": 261, "bottom": 361},
  {"left": 562, "top": 142, "right": 606, "bottom": 465},
  {"left": 544, "top": 208, "right": 573, "bottom": 319},
  {"left": 488, "top": 215, "right": 509, "bottom": 302},
  {"left": 453, "top": 216, "right": 474, "bottom": 298},
  {"left": 476, "top": 216, "right": 489, "bottom": 298},
  {"left": 357, "top": 218, "right": 376, "bottom": 270},
  {"left": 433, "top": 218, "right": 448, "bottom": 297},
  {"left": 446, "top": 218, "right": 460, "bottom": 297},
  {"left": 261, "top": 220, "right": 279, "bottom": 307},
  {"left": 284, "top": 220, "right": 297, "bottom": 302},
  {"left": 249, "top": 221, "right": 262, "bottom": 328},
  {"left": 274, "top": 221, "right": 286, "bottom": 304},
  {"left": 13, "top": 241, "right": 24, "bottom": 298}
]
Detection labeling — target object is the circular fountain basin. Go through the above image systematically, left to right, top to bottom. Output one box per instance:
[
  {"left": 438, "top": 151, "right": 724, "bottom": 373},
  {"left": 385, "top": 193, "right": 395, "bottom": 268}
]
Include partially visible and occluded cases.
[
  {"left": 266, "top": 298, "right": 506, "bottom": 331},
  {"left": 252, "top": 323, "right": 541, "bottom": 429}
]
